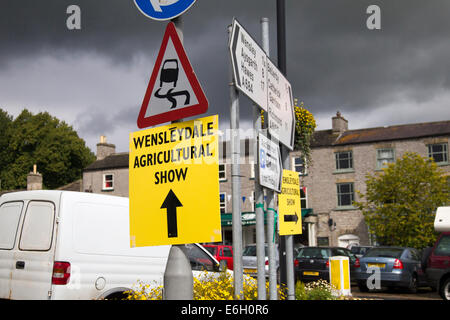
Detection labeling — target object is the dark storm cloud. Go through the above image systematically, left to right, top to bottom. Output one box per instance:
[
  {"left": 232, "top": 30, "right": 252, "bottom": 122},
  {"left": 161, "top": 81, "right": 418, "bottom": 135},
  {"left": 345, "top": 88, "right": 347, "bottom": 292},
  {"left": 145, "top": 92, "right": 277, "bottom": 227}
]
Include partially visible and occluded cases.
[{"left": 1, "top": 0, "right": 449, "bottom": 151}]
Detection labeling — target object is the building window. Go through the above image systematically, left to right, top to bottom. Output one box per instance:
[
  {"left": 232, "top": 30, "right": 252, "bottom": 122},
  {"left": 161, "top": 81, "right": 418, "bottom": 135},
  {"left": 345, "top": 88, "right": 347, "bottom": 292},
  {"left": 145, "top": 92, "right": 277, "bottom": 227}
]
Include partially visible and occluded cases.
[
  {"left": 428, "top": 143, "right": 448, "bottom": 164},
  {"left": 377, "top": 148, "right": 395, "bottom": 169},
  {"left": 335, "top": 151, "right": 353, "bottom": 171},
  {"left": 292, "top": 156, "right": 307, "bottom": 175},
  {"left": 219, "top": 164, "right": 226, "bottom": 181},
  {"left": 102, "top": 174, "right": 114, "bottom": 190},
  {"left": 337, "top": 182, "right": 354, "bottom": 207},
  {"left": 300, "top": 186, "right": 307, "bottom": 208},
  {"left": 220, "top": 192, "right": 226, "bottom": 213}
]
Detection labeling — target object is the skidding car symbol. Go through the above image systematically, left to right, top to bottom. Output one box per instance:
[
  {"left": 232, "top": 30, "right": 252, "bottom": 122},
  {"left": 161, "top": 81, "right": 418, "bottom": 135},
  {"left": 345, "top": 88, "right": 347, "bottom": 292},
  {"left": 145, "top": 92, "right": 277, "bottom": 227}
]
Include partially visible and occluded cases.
[{"left": 160, "top": 59, "right": 179, "bottom": 87}]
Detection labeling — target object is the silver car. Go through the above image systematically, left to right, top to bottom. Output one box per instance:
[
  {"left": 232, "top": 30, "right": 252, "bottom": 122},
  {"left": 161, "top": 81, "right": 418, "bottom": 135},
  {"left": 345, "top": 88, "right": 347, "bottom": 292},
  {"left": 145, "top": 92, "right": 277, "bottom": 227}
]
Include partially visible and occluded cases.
[
  {"left": 242, "top": 244, "right": 279, "bottom": 279},
  {"left": 356, "top": 246, "right": 428, "bottom": 292}
]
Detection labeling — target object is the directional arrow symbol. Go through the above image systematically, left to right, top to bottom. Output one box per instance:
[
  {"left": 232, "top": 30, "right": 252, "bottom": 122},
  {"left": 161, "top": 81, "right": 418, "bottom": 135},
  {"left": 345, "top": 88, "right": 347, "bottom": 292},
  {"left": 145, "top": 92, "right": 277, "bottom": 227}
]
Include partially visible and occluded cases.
[
  {"left": 161, "top": 189, "right": 183, "bottom": 238},
  {"left": 284, "top": 212, "right": 299, "bottom": 223}
]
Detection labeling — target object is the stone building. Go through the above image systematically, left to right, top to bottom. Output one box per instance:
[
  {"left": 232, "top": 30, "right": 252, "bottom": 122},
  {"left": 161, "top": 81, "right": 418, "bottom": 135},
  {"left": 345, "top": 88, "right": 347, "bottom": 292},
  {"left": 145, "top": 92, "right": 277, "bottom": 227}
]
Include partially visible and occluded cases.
[
  {"left": 289, "top": 112, "right": 450, "bottom": 247},
  {"left": 82, "top": 115, "right": 450, "bottom": 248},
  {"left": 83, "top": 136, "right": 129, "bottom": 196}
]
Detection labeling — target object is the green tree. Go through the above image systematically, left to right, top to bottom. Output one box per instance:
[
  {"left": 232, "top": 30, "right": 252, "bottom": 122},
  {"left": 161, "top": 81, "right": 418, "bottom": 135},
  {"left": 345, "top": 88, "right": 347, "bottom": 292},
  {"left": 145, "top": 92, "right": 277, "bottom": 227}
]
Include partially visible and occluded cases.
[
  {"left": 0, "top": 108, "right": 95, "bottom": 190},
  {"left": 355, "top": 152, "right": 449, "bottom": 248}
]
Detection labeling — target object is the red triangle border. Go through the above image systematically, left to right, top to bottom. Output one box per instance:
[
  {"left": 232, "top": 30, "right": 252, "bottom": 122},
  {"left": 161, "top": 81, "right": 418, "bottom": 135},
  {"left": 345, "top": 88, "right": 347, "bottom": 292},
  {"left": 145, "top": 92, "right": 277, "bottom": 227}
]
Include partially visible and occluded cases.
[{"left": 137, "top": 22, "right": 208, "bottom": 129}]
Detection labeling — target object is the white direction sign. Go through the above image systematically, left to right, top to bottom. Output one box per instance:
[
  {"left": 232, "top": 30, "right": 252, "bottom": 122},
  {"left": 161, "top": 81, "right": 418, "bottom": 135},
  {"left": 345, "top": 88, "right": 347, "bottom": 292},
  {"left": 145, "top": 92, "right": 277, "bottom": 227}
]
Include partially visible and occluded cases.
[
  {"left": 229, "top": 19, "right": 268, "bottom": 111},
  {"left": 229, "top": 19, "right": 295, "bottom": 150},
  {"left": 266, "top": 58, "right": 295, "bottom": 150},
  {"left": 258, "top": 132, "right": 282, "bottom": 192}
]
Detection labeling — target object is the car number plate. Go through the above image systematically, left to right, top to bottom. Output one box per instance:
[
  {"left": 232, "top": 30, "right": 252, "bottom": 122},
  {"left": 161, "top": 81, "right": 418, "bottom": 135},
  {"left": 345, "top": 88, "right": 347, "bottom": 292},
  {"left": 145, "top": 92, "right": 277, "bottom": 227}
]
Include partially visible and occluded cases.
[
  {"left": 367, "top": 263, "right": 385, "bottom": 268},
  {"left": 244, "top": 268, "right": 256, "bottom": 274},
  {"left": 303, "top": 271, "right": 319, "bottom": 276}
]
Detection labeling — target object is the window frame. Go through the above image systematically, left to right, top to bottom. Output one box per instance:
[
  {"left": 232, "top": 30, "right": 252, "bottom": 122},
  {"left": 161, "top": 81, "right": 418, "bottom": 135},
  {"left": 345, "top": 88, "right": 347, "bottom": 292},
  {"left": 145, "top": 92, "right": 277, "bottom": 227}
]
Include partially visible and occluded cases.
[
  {"left": 428, "top": 143, "right": 448, "bottom": 165},
  {"left": 376, "top": 148, "right": 395, "bottom": 169},
  {"left": 335, "top": 151, "right": 354, "bottom": 172},
  {"left": 292, "top": 156, "right": 307, "bottom": 175},
  {"left": 219, "top": 164, "right": 227, "bottom": 181},
  {"left": 102, "top": 173, "right": 114, "bottom": 191},
  {"left": 336, "top": 182, "right": 355, "bottom": 208},
  {"left": 300, "top": 186, "right": 308, "bottom": 209},
  {"left": 219, "top": 192, "right": 226, "bottom": 214}
]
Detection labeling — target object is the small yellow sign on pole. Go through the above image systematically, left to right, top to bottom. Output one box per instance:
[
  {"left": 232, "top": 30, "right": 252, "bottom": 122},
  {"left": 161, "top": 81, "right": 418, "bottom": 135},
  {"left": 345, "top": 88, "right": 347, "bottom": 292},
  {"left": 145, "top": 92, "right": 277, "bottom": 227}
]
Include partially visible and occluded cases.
[
  {"left": 129, "top": 115, "right": 222, "bottom": 247},
  {"left": 278, "top": 169, "right": 302, "bottom": 235}
]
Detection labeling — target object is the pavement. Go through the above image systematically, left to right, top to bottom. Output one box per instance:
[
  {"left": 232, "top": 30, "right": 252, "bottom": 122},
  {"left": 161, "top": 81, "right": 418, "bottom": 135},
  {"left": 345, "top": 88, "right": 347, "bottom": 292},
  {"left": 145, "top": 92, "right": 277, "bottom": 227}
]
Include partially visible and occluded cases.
[{"left": 351, "top": 285, "right": 442, "bottom": 300}]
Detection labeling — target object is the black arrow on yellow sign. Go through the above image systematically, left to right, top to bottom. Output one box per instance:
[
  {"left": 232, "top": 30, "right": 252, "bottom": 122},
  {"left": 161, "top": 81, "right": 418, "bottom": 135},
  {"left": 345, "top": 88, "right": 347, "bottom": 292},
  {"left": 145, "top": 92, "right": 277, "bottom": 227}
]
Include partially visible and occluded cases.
[
  {"left": 161, "top": 189, "right": 183, "bottom": 238},
  {"left": 284, "top": 212, "right": 299, "bottom": 223}
]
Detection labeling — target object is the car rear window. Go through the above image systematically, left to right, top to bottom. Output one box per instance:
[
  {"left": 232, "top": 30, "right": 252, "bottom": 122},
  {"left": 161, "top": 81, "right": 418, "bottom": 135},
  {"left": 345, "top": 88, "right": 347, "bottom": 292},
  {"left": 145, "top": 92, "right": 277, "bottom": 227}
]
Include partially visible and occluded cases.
[
  {"left": 434, "top": 235, "right": 450, "bottom": 256},
  {"left": 243, "top": 245, "right": 256, "bottom": 256},
  {"left": 204, "top": 246, "right": 216, "bottom": 255},
  {"left": 297, "top": 247, "right": 330, "bottom": 259},
  {"left": 364, "top": 248, "right": 404, "bottom": 258}
]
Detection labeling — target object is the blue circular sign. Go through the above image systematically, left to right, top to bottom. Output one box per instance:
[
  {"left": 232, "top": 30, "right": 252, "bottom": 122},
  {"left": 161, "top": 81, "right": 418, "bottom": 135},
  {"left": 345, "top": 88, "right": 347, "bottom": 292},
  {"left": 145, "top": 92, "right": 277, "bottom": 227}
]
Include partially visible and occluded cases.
[{"left": 134, "top": 0, "right": 197, "bottom": 21}]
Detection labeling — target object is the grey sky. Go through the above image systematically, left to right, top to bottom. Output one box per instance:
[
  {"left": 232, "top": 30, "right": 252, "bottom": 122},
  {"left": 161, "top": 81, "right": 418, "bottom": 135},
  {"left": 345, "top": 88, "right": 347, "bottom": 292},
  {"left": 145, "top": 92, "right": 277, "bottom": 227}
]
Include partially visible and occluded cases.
[{"left": 1, "top": 0, "right": 450, "bottom": 153}]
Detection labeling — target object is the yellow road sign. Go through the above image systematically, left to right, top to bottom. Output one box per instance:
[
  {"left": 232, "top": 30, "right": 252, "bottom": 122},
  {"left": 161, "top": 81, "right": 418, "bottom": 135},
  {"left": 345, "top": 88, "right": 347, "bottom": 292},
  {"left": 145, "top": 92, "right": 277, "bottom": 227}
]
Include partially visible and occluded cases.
[
  {"left": 129, "top": 115, "right": 221, "bottom": 247},
  {"left": 278, "top": 169, "right": 302, "bottom": 235}
]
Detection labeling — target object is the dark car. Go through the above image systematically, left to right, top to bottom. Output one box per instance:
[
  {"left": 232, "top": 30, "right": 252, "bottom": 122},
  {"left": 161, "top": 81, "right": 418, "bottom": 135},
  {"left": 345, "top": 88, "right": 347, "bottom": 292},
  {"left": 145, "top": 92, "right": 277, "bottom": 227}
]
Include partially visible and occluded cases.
[
  {"left": 425, "top": 232, "right": 450, "bottom": 300},
  {"left": 203, "top": 244, "right": 234, "bottom": 270},
  {"left": 294, "top": 246, "right": 358, "bottom": 283},
  {"left": 356, "top": 247, "right": 428, "bottom": 293}
]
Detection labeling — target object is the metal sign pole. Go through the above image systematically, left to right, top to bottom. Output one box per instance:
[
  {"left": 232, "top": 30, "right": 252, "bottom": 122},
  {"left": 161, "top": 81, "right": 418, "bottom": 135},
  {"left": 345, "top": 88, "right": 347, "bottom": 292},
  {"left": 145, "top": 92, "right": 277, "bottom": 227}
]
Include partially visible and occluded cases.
[
  {"left": 277, "top": 0, "right": 296, "bottom": 300},
  {"left": 163, "top": 15, "right": 194, "bottom": 300},
  {"left": 253, "top": 17, "right": 269, "bottom": 301},
  {"left": 260, "top": 19, "right": 278, "bottom": 300},
  {"left": 228, "top": 25, "right": 244, "bottom": 299}
]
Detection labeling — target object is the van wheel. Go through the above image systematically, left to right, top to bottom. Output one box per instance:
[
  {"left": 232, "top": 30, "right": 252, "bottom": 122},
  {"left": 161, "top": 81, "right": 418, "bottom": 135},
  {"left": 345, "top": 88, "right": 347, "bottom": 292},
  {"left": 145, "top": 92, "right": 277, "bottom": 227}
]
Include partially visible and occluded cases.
[
  {"left": 440, "top": 277, "right": 450, "bottom": 300},
  {"left": 105, "top": 291, "right": 129, "bottom": 300}
]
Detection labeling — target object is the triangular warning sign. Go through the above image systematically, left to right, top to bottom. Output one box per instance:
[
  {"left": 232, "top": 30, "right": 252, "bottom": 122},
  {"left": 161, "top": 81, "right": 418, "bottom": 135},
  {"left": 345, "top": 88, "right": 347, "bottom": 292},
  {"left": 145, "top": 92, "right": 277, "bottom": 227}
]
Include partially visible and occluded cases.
[{"left": 137, "top": 22, "right": 208, "bottom": 128}]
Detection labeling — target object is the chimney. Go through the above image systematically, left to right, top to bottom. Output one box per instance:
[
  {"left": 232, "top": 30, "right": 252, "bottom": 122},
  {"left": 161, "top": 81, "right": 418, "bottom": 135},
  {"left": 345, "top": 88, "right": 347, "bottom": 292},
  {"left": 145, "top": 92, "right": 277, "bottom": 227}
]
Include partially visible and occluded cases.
[
  {"left": 332, "top": 111, "right": 348, "bottom": 134},
  {"left": 96, "top": 135, "right": 116, "bottom": 160},
  {"left": 27, "top": 164, "right": 43, "bottom": 190}
]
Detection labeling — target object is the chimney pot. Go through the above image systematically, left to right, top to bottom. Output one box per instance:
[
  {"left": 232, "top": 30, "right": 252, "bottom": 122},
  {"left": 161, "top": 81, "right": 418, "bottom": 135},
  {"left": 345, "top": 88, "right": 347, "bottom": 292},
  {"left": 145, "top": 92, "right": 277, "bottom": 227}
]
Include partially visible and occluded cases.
[
  {"left": 332, "top": 111, "right": 348, "bottom": 134},
  {"left": 96, "top": 136, "right": 116, "bottom": 160},
  {"left": 27, "top": 165, "right": 42, "bottom": 190}
]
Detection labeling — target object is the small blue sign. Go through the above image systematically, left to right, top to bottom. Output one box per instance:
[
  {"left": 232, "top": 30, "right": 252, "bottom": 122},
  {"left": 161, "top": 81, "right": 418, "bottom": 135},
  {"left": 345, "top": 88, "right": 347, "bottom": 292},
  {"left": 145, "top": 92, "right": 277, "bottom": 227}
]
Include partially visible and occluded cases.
[{"left": 134, "top": 0, "right": 197, "bottom": 21}]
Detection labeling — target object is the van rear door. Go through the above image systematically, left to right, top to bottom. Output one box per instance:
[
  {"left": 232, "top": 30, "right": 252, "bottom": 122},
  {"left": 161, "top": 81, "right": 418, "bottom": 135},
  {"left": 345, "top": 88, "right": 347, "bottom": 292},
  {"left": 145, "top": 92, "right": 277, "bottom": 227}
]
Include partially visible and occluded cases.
[
  {"left": 0, "top": 201, "right": 24, "bottom": 299},
  {"left": 10, "top": 201, "right": 56, "bottom": 299}
]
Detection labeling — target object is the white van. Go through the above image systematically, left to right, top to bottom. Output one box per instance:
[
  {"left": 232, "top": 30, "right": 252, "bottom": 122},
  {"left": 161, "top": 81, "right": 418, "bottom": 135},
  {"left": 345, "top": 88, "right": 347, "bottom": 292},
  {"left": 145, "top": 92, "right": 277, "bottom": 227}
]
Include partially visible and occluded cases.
[
  {"left": 0, "top": 190, "right": 223, "bottom": 300},
  {"left": 434, "top": 206, "right": 450, "bottom": 232}
]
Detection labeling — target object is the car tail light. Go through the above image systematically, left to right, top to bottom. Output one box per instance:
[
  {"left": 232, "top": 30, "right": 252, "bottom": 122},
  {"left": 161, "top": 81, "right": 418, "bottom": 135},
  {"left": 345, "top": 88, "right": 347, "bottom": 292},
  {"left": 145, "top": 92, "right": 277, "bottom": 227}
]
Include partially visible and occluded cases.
[
  {"left": 354, "top": 258, "right": 360, "bottom": 268},
  {"left": 294, "top": 259, "right": 299, "bottom": 267},
  {"left": 393, "top": 259, "right": 403, "bottom": 269},
  {"left": 265, "top": 260, "right": 269, "bottom": 265},
  {"left": 326, "top": 260, "right": 330, "bottom": 268},
  {"left": 52, "top": 261, "right": 71, "bottom": 285}
]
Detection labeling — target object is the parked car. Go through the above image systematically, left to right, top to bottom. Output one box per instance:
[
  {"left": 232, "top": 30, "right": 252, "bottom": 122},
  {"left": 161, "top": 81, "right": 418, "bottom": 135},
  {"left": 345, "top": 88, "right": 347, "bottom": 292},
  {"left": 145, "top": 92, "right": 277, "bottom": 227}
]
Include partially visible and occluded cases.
[
  {"left": 0, "top": 190, "right": 224, "bottom": 300},
  {"left": 425, "top": 206, "right": 450, "bottom": 300},
  {"left": 426, "top": 232, "right": 450, "bottom": 300},
  {"left": 203, "top": 244, "right": 234, "bottom": 270},
  {"left": 242, "top": 244, "right": 279, "bottom": 279},
  {"left": 348, "top": 245, "right": 373, "bottom": 258},
  {"left": 294, "top": 246, "right": 358, "bottom": 283},
  {"left": 356, "top": 247, "right": 428, "bottom": 293}
]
